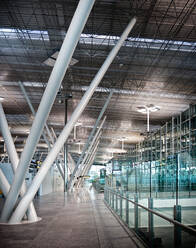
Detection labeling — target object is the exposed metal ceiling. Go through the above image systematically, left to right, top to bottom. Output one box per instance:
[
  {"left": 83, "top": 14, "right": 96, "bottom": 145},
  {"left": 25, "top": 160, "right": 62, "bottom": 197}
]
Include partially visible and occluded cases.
[{"left": 0, "top": 0, "right": 196, "bottom": 163}]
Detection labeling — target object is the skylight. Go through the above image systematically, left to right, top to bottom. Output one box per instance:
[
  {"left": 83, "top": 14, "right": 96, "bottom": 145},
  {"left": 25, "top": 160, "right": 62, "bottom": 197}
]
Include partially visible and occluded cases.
[
  {"left": 0, "top": 28, "right": 49, "bottom": 41},
  {"left": 0, "top": 28, "right": 195, "bottom": 53},
  {"left": 80, "top": 33, "right": 196, "bottom": 53}
]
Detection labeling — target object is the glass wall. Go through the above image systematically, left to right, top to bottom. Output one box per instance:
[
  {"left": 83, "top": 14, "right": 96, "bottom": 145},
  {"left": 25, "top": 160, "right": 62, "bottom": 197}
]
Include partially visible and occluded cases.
[{"left": 105, "top": 104, "right": 196, "bottom": 247}]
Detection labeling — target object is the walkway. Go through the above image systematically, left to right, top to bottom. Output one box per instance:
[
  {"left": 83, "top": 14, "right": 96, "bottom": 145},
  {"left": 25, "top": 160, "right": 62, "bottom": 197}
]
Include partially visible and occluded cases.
[{"left": 0, "top": 188, "right": 144, "bottom": 248}]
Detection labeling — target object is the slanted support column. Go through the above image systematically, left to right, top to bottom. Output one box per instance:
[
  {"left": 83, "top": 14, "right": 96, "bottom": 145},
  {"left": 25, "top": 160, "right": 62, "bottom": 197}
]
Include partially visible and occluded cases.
[
  {"left": 0, "top": 0, "right": 95, "bottom": 223},
  {"left": 9, "top": 17, "right": 136, "bottom": 224},
  {"left": 19, "top": 81, "right": 64, "bottom": 180},
  {"left": 68, "top": 91, "right": 113, "bottom": 190},
  {"left": 0, "top": 102, "right": 38, "bottom": 222},
  {"left": 74, "top": 116, "right": 106, "bottom": 187},
  {"left": 77, "top": 132, "right": 102, "bottom": 188},
  {"left": 78, "top": 139, "right": 101, "bottom": 188},
  {"left": 0, "top": 169, "right": 10, "bottom": 196}
]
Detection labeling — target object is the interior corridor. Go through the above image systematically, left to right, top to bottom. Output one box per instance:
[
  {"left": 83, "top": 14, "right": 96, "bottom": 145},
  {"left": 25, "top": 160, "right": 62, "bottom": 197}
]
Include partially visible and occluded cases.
[{"left": 0, "top": 188, "right": 144, "bottom": 248}]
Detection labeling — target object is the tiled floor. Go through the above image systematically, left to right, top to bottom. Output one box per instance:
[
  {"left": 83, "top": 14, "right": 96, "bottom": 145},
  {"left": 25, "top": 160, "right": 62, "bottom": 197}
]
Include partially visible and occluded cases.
[{"left": 0, "top": 188, "right": 143, "bottom": 248}]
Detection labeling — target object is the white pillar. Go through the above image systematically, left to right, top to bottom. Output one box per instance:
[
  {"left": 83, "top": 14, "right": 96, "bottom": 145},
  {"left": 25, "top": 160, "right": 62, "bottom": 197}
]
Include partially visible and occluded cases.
[
  {"left": 1, "top": 0, "right": 95, "bottom": 222},
  {"left": 8, "top": 17, "right": 137, "bottom": 224},
  {"left": 19, "top": 81, "right": 64, "bottom": 179},
  {"left": 68, "top": 89, "right": 113, "bottom": 190},
  {"left": 0, "top": 102, "right": 38, "bottom": 222},
  {"left": 74, "top": 117, "right": 106, "bottom": 187},
  {"left": 78, "top": 137, "right": 101, "bottom": 188},
  {"left": 0, "top": 169, "right": 10, "bottom": 196}
]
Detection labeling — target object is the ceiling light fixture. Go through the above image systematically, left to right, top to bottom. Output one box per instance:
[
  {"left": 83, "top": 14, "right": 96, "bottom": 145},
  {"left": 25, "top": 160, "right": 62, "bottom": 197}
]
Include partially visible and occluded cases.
[
  {"left": 43, "top": 51, "right": 79, "bottom": 67},
  {"left": 0, "top": 97, "right": 4, "bottom": 102},
  {"left": 137, "top": 104, "right": 160, "bottom": 132},
  {"left": 106, "top": 148, "right": 127, "bottom": 154}
]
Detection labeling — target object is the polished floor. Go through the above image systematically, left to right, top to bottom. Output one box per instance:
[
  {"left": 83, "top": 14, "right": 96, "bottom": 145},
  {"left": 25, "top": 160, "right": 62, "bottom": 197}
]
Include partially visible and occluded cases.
[{"left": 0, "top": 188, "right": 144, "bottom": 248}]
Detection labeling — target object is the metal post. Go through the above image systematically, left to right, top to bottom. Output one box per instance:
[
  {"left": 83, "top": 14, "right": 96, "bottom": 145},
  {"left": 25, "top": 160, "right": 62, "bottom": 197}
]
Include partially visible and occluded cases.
[
  {"left": 1, "top": 0, "right": 95, "bottom": 222},
  {"left": 9, "top": 17, "right": 136, "bottom": 223},
  {"left": 68, "top": 91, "right": 114, "bottom": 190},
  {"left": 64, "top": 98, "right": 68, "bottom": 192},
  {"left": 0, "top": 102, "right": 38, "bottom": 222},
  {"left": 109, "top": 189, "right": 111, "bottom": 206},
  {"left": 112, "top": 190, "right": 114, "bottom": 209},
  {"left": 120, "top": 190, "right": 123, "bottom": 218},
  {"left": 116, "top": 191, "right": 118, "bottom": 212},
  {"left": 126, "top": 192, "right": 129, "bottom": 225},
  {"left": 134, "top": 194, "right": 138, "bottom": 232},
  {"left": 148, "top": 197, "right": 154, "bottom": 243},
  {"left": 174, "top": 205, "right": 182, "bottom": 247}
]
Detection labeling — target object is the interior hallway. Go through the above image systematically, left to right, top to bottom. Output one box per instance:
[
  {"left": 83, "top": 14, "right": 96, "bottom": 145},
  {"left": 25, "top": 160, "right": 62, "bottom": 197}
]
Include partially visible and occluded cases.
[{"left": 0, "top": 188, "right": 144, "bottom": 248}]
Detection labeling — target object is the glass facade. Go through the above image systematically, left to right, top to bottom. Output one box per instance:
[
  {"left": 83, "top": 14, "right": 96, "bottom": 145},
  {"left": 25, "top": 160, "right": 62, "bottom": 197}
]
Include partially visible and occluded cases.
[{"left": 105, "top": 104, "right": 196, "bottom": 247}]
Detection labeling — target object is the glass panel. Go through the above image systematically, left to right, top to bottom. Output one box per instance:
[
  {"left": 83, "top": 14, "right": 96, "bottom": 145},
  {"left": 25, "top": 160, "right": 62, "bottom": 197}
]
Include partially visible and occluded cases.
[
  {"left": 122, "top": 195, "right": 126, "bottom": 223},
  {"left": 128, "top": 201, "right": 134, "bottom": 228},
  {"left": 137, "top": 206, "right": 148, "bottom": 242},
  {"left": 153, "top": 214, "right": 174, "bottom": 248},
  {"left": 181, "top": 229, "right": 196, "bottom": 248}
]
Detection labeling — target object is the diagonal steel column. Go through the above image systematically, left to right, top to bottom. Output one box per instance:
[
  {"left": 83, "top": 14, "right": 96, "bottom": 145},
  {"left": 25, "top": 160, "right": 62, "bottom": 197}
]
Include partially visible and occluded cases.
[
  {"left": 0, "top": 0, "right": 95, "bottom": 222},
  {"left": 8, "top": 17, "right": 136, "bottom": 223},
  {"left": 19, "top": 81, "right": 64, "bottom": 180},
  {"left": 67, "top": 91, "right": 113, "bottom": 189},
  {"left": 0, "top": 102, "right": 38, "bottom": 222},
  {"left": 73, "top": 117, "right": 106, "bottom": 188},
  {"left": 75, "top": 117, "right": 105, "bottom": 177},
  {"left": 45, "top": 125, "right": 55, "bottom": 144},
  {"left": 50, "top": 127, "right": 64, "bottom": 168},
  {"left": 77, "top": 134, "right": 101, "bottom": 188},
  {"left": 75, "top": 135, "right": 101, "bottom": 188},
  {"left": 78, "top": 137, "right": 101, "bottom": 188},
  {"left": 67, "top": 153, "right": 75, "bottom": 174},
  {"left": 0, "top": 169, "right": 10, "bottom": 196}
]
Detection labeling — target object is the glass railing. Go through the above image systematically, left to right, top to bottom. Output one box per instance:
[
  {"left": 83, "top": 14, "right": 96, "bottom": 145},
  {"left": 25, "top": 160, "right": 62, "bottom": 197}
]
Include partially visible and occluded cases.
[{"left": 104, "top": 187, "right": 196, "bottom": 248}]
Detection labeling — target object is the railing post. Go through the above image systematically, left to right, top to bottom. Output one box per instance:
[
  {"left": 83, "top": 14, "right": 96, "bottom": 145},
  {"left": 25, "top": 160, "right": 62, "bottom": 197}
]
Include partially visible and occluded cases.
[
  {"left": 112, "top": 190, "right": 114, "bottom": 209},
  {"left": 120, "top": 190, "right": 123, "bottom": 218},
  {"left": 116, "top": 191, "right": 118, "bottom": 212},
  {"left": 126, "top": 192, "right": 129, "bottom": 225},
  {"left": 134, "top": 194, "right": 138, "bottom": 232},
  {"left": 148, "top": 197, "right": 154, "bottom": 244},
  {"left": 174, "top": 205, "right": 182, "bottom": 247}
]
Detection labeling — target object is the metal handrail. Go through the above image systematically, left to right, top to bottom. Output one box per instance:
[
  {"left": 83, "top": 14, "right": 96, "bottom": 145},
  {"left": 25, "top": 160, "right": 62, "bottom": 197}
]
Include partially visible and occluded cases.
[{"left": 105, "top": 187, "right": 196, "bottom": 236}]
